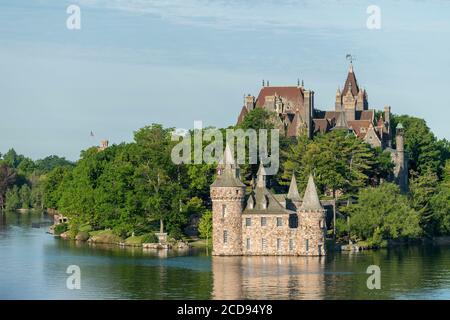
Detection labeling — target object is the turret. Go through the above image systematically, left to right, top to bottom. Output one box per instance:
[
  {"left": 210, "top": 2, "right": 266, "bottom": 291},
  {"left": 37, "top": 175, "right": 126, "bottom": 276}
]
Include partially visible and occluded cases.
[
  {"left": 335, "top": 87, "right": 342, "bottom": 111},
  {"left": 303, "top": 90, "right": 314, "bottom": 139},
  {"left": 245, "top": 94, "right": 255, "bottom": 111},
  {"left": 395, "top": 123, "right": 408, "bottom": 193},
  {"left": 211, "top": 144, "right": 246, "bottom": 255},
  {"left": 286, "top": 173, "right": 302, "bottom": 210},
  {"left": 298, "top": 175, "right": 326, "bottom": 256}
]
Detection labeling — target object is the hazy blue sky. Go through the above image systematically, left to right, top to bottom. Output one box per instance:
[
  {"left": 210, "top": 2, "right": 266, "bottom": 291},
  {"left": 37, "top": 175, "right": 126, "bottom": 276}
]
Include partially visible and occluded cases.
[{"left": 0, "top": 0, "right": 449, "bottom": 160}]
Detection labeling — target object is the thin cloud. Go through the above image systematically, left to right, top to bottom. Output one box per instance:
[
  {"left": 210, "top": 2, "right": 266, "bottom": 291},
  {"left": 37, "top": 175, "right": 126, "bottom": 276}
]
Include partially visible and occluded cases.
[{"left": 75, "top": 0, "right": 363, "bottom": 31}]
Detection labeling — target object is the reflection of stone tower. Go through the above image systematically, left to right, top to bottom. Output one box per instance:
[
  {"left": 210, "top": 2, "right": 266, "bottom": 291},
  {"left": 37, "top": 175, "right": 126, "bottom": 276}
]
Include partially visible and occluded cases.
[
  {"left": 394, "top": 123, "right": 408, "bottom": 193},
  {"left": 210, "top": 145, "right": 246, "bottom": 256},
  {"left": 298, "top": 175, "right": 327, "bottom": 256},
  {"left": 212, "top": 256, "right": 325, "bottom": 299},
  {"left": 212, "top": 257, "right": 243, "bottom": 299}
]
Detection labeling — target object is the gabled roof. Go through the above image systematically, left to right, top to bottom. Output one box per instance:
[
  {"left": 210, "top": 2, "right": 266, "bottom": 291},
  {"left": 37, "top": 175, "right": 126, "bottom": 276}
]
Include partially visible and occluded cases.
[
  {"left": 255, "top": 86, "right": 304, "bottom": 111},
  {"left": 237, "top": 105, "right": 248, "bottom": 124},
  {"left": 356, "top": 110, "right": 374, "bottom": 121},
  {"left": 286, "top": 111, "right": 303, "bottom": 137},
  {"left": 332, "top": 111, "right": 349, "bottom": 130},
  {"left": 313, "top": 119, "right": 331, "bottom": 134},
  {"left": 347, "top": 120, "right": 372, "bottom": 139},
  {"left": 300, "top": 174, "right": 323, "bottom": 211},
  {"left": 244, "top": 187, "right": 289, "bottom": 214}
]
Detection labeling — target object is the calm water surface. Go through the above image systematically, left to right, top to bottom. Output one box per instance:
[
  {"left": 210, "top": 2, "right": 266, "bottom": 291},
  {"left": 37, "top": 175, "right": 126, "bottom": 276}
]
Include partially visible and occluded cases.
[{"left": 1, "top": 211, "right": 450, "bottom": 300}]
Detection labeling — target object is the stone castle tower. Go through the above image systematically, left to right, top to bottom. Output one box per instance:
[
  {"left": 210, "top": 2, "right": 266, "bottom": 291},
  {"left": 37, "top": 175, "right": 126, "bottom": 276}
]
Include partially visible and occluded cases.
[
  {"left": 210, "top": 145, "right": 246, "bottom": 255},
  {"left": 211, "top": 145, "right": 327, "bottom": 256}
]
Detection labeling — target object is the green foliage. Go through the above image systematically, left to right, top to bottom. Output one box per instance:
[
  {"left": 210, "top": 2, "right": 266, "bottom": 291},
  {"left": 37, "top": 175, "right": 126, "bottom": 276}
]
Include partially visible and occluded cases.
[
  {"left": 237, "top": 108, "right": 275, "bottom": 130},
  {"left": 391, "top": 115, "right": 444, "bottom": 176},
  {"left": 281, "top": 130, "right": 393, "bottom": 197},
  {"left": 34, "top": 155, "right": 73, "bottom": 175},
  {"left": 429, "top": 160, "right": 450, "bottom": 235},
  {"left": 0, "top": 163, "right": 17, "bottom": 210},
  {"left": 409, "top": 169, "right": 439, "bottom": 235},
  {"left": 341, "top": 183, "right": 421, "bottom": 245},
  {"left": 19, "top": 185, "right": 32, "bottom": 209},
  {"left": 5, "top": 186, "right": 21, "bottom": 211},
  {"left": 198, "top": 210, "right": 212, "bottom": 240},
  {"left": 54, "top": 223, "right": 68, "bottom": 235},
  {"left": 142, "top": 232, "right": 159, "bottom": 243}
]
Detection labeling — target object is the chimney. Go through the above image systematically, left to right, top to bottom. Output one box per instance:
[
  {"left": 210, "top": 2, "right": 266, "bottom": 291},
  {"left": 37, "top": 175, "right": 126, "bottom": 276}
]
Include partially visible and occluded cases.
[{"left": 245, "top": 95, "right": 255, "bottom": 111}]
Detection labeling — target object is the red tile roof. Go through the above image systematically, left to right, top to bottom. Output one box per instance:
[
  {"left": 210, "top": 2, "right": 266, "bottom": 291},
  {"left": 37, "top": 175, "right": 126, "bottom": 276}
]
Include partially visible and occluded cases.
[
  {"left": 342, "top": 68, "right": 359, "bottom": 97},
  {"left": 255, "top": 86, "right": 304, "bottom": 111},
  {"left": 237, "top": 105, "right": 248, "bottom": 124},
  {"left": 287, "top": 112, "right": 302, "bottom": 137},
  {"left": 313, "top": 119, "right": 331, "bottom": 134},
  {"left": 348, "top": 120, "right": 372, "bottom": 139}
]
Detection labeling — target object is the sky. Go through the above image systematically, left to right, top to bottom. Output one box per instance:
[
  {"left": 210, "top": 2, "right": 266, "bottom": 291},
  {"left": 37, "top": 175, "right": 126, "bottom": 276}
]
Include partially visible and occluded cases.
[{"left": 0, "top": 0, "right": 449, "bottom": 160}]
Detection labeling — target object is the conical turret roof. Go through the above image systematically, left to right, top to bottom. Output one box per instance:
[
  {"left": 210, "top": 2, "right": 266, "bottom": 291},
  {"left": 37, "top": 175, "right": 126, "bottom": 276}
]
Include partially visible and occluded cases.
[
  {"left": 211, "top": 144, "right": 245, "bottom": 188},
  {"left": 256, "top": 162, "right": 267, "bottom": 188},
  {"left": 287, "top": 174, "right": 301, "bottom": 201},
  {"left": 300, "top": 174, "right": 323, "bottom": 211}
]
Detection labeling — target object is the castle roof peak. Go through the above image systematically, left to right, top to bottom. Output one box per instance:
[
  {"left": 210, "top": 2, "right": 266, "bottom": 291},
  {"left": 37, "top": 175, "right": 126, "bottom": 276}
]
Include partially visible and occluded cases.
[
  {"left": 343, "top": 63, "right": 359, "bottom": 97},
  {"left": 211, "top": 144, "right": 245, "bottom": 188},
  {"left": 256, "top": 162, "right": 267, "bottom": 188},
  {"left": 287, "top": 174, "right": 301, "bottom": 201},
  {"left": 300, "top": 174, "right": 323, "bottom": 211}
]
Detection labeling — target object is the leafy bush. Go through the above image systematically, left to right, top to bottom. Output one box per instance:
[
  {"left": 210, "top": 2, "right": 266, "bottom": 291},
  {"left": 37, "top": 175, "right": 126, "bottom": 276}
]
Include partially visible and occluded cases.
[
  {"left": 54, "top": 223, "right": 68, "bottom": 235},
  {"left": 142, "top": 232, "right": 159, "bottom": 244}
]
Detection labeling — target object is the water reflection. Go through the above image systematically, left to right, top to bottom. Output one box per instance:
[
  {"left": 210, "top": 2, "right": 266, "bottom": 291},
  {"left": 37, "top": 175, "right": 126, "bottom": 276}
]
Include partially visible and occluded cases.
[
  {"left": 1, "top": 211, "right": 450, "bottom": 299},
  {"left": 212, "top": 256, "right": 325, "bottom": 299}
]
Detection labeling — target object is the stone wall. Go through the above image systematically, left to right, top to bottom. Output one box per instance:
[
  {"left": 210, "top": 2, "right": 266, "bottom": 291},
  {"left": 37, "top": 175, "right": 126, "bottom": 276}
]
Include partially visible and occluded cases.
[
  {"left": 211, "top": 186, "right": 246, "bottom": 256},
  {"left": 240, "top": 211, "right": 325, "bottom": 256},
  {"left": 241, "top": 213, "right": 300, "bottom": 255}
]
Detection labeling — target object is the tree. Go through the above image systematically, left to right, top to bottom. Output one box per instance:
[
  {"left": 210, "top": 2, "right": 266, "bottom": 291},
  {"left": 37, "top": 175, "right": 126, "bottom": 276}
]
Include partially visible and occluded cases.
[
  {"left": 237, "top": 108, "right": 275, "bottom": 131},
  {"left": 391, "top": 115, "right": 443, "bottom": 176},
  {"left": 281, "top": 130, "right": 389, "bottom": 198},
  {"left": 2, "top": 149, "right": 23, "bottom": 168},
  {"left": 34, "top": 155, "right": 73, "bottom": 174},
  {"left": 430, "top": 160, "right": 450, "bottom": 235},
  {"left": 0, "top": 164, "right": 17, "bottom": 210},
  {"left": 409, "top": 168, "right": 439, "bottom": 235},
  {"left": 341, "top": 183, "right": 421, "bottom": 245},
  {"left": 19, "top": 185, "right": 32, "bottom": 209},
  {"left": 5, "top": 186, "right": 21, "bottom": 211},
  {"left": 198, "top": 210, "right": 212, "bottom": 243}
]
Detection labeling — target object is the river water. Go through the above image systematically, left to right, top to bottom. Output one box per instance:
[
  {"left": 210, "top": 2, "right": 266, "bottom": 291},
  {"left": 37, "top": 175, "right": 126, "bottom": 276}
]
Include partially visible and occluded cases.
[{"left": 1, "top": 211, "right": 450, "bottom": 300}]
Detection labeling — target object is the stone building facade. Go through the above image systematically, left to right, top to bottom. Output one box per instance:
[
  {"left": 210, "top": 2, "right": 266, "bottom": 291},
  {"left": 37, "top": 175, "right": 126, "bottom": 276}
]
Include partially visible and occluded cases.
[
  {"left": 236, "top": 62, "right": 408, "bottom": 191},
  {"left": 211, "top": 147, "right": 327, "bottom": 256}
]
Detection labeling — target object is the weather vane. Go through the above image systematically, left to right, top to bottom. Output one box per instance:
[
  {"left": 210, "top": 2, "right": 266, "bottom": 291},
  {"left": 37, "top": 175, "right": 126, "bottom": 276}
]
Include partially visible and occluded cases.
[{"left": 346, "top": 54, "right": 356, "bottom": 63}]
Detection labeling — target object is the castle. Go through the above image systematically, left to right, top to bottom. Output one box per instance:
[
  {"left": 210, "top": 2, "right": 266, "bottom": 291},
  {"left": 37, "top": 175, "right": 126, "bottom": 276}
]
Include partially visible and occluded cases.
[
  {"left": 237, "top": 62, "right": 408, "bottom": 192},
  {"left": 210, "top": 146, "right": 327, "bottom": 256}
]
